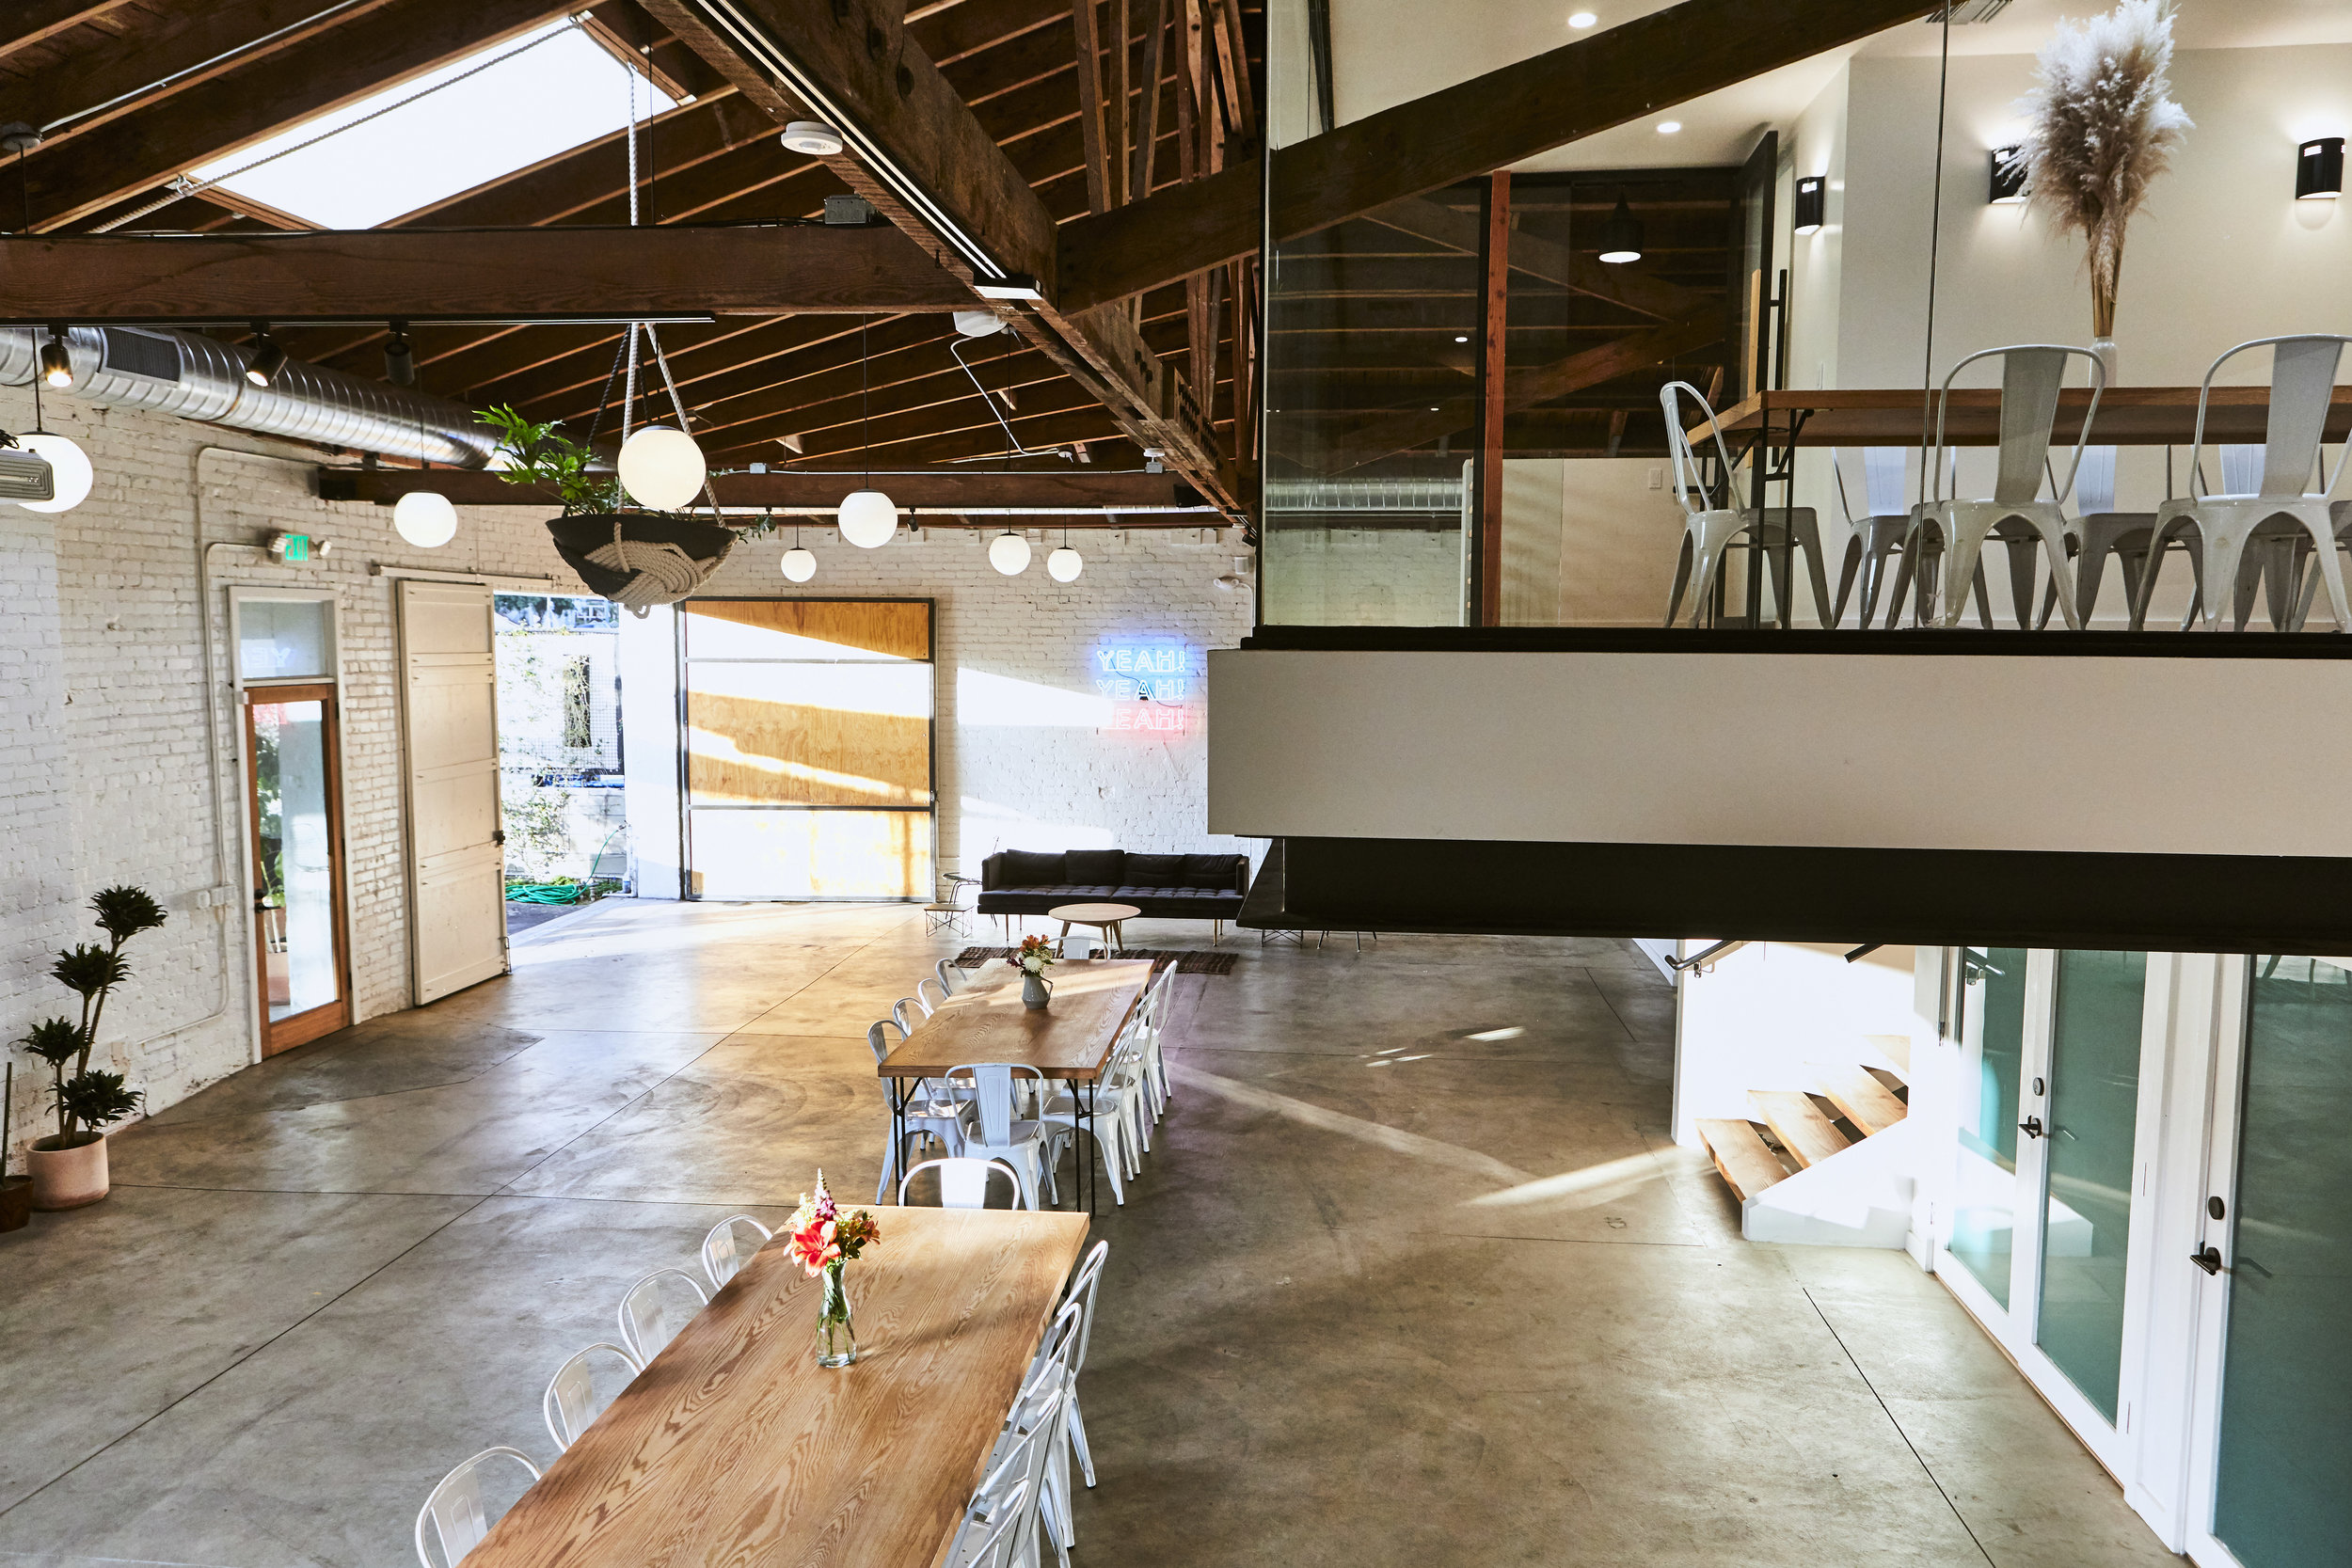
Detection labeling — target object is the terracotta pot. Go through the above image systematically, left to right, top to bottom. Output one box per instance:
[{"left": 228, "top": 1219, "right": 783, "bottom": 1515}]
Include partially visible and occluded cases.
[
  {"left": 29, "top": 1134, "right": 109, "bottom": 1210},
  {"left": 0, "top": 1175, "right": 30, "bottom": 1232}
]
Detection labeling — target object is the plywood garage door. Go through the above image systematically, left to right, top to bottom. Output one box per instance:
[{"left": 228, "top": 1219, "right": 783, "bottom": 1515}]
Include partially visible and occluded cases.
[
  {"left": 397, "top": 580, "right": 508, "bottom": 1001},
  {"left": 681, "top": 598, "right": 934, "bottom": 899}
]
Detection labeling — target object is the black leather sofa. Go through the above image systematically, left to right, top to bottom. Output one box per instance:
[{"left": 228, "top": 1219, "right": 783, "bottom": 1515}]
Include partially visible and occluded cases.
[{"left": 976, "top": 848, "right": 1251, "bottom": 930}]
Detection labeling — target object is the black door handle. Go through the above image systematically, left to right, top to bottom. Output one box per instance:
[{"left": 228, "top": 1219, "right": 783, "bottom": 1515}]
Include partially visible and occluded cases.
[
  {"left": 2019, "top": 1116, "right": 2045, "bottom": 1139},
  {"left": 2190, "top": 1245, "right": 2229, "bottom": 1275}
]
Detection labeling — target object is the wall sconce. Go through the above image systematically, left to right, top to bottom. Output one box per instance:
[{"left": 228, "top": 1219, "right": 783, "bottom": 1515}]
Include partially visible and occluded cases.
[
  {"left": 2297, "top": 137, "right": 2344, "bottom": 200},
  {"left": 1989, "top": 147, "right": 2026, "bottom": 204},
  {"left": 1792, "top": 176, "right": 1825, "bottom": 234}
]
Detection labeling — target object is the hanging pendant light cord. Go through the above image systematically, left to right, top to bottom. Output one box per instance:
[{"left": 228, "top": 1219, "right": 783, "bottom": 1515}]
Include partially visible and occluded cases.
[{"left": 862, "top": 314, "right": 873, "bottom": 490}]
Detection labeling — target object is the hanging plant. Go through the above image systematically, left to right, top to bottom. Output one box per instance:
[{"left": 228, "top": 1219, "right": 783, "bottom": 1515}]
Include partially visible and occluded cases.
[
  {"left": 2005, "top": 0, "right": 2193, "bottom": 347},
  {"left": 475, "top": 404, "right": 735, "bottom": 611}
]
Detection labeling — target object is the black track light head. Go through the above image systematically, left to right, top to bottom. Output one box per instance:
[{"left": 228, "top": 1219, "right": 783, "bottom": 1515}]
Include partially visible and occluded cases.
[
  {"left": 246, "top": 322, "right": 286, "bottom": 388},
  {"left": 384, "top": 322, "right": 415, "bottom": 388},
  {"left": 38, "top": 325, "right": 72, "bottom": 390}
]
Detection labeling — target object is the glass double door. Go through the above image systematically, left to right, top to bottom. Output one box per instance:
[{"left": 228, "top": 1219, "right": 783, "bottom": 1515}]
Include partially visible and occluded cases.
[
  {"left": 1948, "top": 948, "right": 2153, "bottom": 1460},
  {"left": 2186, "top": 956, "right": 2352, "bottom": 1568}
]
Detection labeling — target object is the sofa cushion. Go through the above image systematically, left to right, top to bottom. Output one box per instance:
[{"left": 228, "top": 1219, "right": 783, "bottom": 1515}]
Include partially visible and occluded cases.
[
  {"left": 997, "top": 849, "right": 1067, "bottom": 887},
  {"left": 1065, "top": 849, "right": 1125, "bottom": 886},
  {"left": 1124, "top": 853, "right": 1186, "bottom": 888},
  {"left": 1182, "top": 853, "right": 1239, "bottom": 890}
]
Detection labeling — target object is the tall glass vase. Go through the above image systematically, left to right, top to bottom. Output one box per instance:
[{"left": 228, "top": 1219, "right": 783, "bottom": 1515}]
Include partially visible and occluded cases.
[{"left": 817, "top": 1259, "right": 859, "bottom": 1368}]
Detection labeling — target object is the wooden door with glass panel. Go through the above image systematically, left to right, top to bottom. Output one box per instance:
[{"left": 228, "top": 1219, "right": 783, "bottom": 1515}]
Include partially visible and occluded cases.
[{"left": 244, "top": 683, "right": 350, "bottom": 1053}]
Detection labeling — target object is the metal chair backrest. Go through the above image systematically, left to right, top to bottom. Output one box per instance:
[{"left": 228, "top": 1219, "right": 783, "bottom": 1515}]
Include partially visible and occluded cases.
[
  {"left": 2189, "top": 335, "right": 2352, "bottom": 499},
  {"left": 1931, "top": 343, "right": 2106, "bottom": 509},
  {"left": 1659, "top": 380, "right": 1740, "bottom": 519},
  {"left": 2075, "top": 445, "right": 2118, "bottom": 514},
  {"left": 1864, "top": 446, "right": 1909, "bottom": 516},
  {"left": 936, "top": 958, "right": 966, "bottom": 996},
  {"left": 916, "top": 976, "right": 949, "bottom": 1015},
  {"left": 893, "top": 996, "right": 927, "bottom": 1035},
  {"left": 867, "top": 1018, "right": 902, "bottom": 1067},
  {"left": 946, "top": 1062, "right": 1043, "bottom": 1146},
  {"left": 899, "top": 1156, "right": 1025, "bottom": 1209},
  {"left": 700, "top": 1213, "right": 772, "bottom": 1291},
  {"left": 1061, "top": 1239, "right": 1110, "bottom": 1374},
  {"left": 616, "top": 1267, "right": 709, "bottom": 1365},
  {"left": 543, "top": 1342, "right": 642, "bottom": 1451},
  {"left": 415, "top": 1447, "right": 542, "bottom": 1568},
  {"left": 950, "top": 1475, "right": 1034, "bottom": 1568}
]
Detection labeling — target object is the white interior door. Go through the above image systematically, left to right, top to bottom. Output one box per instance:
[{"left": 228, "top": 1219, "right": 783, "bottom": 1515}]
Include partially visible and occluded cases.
[{"left": 397, "top": 580, "right": 507, "bottom": 1003}]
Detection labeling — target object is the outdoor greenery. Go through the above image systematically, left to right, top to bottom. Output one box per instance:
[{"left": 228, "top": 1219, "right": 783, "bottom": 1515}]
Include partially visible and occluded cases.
[
  {"left": 476, "top": 404, "right": 623, "bottom": 515},
  {"left": 15, "top": 886, "right": 165, "bottom": 1147}
]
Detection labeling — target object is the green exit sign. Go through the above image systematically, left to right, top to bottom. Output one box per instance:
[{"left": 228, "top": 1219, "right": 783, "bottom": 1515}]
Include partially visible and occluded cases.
[{"left": 271, "top": 531, "right": 310, "bottom": 562}]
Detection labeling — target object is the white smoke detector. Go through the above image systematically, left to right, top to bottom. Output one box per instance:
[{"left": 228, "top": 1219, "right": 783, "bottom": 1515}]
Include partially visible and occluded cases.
[{"left": 782, "top": 120, "right": 846, "bottom": 155}]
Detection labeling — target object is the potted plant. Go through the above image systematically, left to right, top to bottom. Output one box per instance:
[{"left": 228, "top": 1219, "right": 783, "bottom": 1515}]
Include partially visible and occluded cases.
[
  {"left": 476, "top": 405, "right": 735, "bottom": 611},
  {"left": 20, "top": 885, "right": 165, "bottom": 1210},
  {"left": 1, "top": 1063, "right": 31, "bottom": 1233}
]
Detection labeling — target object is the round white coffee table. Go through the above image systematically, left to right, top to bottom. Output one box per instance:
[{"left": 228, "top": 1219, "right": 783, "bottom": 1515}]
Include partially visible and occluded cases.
[{"left": 1047, "top": 902, "right": 1141, "bottom": 953}]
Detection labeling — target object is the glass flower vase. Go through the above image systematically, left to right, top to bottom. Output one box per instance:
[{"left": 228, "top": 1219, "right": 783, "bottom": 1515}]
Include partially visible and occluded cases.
[{"left": 817, "top": 1259, "right": 859, "bottom": 1368}]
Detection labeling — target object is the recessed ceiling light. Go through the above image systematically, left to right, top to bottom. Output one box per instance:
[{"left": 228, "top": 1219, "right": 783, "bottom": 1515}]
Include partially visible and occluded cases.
[
  {"left": 1567, "top": 9, "right": 1597, "bottom": 25},
  {"left": 1656, "top": 120, "right": 1681, "bottom": 135},
  {"left": 1454, "top": 334, "right": 1470, "bottom": 343}
]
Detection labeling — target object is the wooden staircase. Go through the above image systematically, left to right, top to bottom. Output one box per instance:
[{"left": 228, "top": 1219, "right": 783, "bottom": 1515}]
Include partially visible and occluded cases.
[{"left": 1698, "top": 1064, "right": 1910, "bottom": 1206}]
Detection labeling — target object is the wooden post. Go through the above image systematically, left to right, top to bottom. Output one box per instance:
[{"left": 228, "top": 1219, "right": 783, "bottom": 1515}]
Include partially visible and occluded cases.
[
  {"left": 1073, "top": 0, "right": 1111, "bottom": 214},
  {"left": 1112, "top": 0, "right": 1133, "bottom": 207},
  {"left": 1133, "top": 0, "right": 1172, "bottom": 201},
  {"left": 1477, "top": 169, "right": 1510, "bottom": 626}
]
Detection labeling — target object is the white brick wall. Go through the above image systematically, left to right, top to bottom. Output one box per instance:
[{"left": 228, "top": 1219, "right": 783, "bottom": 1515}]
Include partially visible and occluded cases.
[{"left": 1, "top": 388, "right": 1260, "bottom": 1164}]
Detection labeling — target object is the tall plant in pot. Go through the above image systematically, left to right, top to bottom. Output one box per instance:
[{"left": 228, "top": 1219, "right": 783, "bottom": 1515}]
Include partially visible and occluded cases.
[{"left": 20, "top": 886, "right": 164, "bottom": 1210}]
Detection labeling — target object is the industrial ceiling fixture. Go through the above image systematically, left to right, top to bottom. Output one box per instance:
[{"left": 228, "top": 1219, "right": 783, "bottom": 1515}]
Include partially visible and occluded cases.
[
  {"left": 781, "top": 119, "right": 846, "bottom": 155},
  {"left": 2297, "top": 136, "right": 2344, "bottom": 200},
  {"left": 1793, "top": 176, "right": 1826, "bottom": 235},
  {"left": 1597, "top": 191, "right": 1644, "bottom": 264},
  {"left": 838, "top": 315, "right": 898, "bottom": 546},
  {"left": 383, "top": 321, "right": 415, "bottom": 387},
  {"left": 245, "top": 323, "right": 287, "bottom": 388},
  {"left": 38, "top": 327, "right": 73, "bottom": 389},
  {"left": 1046, "top": 528, "right": 1083, "bottom": 582},
  {"left": 988, "top": 529, "right": 1031, "bottom": 575}
]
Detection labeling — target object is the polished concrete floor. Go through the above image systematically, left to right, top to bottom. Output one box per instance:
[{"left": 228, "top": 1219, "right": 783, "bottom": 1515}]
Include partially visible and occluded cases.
[{"left": 0, "top": 902, "right": 2179, "bottom": 1568}]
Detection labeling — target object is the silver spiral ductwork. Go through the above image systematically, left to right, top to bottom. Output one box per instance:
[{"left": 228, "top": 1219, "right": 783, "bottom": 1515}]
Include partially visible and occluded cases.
[{"left": 0, "top": 325, "right": 497, "bottom": 467}]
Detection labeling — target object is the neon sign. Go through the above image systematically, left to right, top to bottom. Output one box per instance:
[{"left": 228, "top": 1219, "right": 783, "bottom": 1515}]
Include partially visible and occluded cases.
[{"left": 1094, "top": 642, "right": 1192, "bottom": 735}]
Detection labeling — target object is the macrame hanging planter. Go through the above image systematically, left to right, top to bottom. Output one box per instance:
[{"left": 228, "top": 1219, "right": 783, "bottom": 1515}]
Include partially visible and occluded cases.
[{"left": 546, "top": 511, "right": 736, "bottom": 610}]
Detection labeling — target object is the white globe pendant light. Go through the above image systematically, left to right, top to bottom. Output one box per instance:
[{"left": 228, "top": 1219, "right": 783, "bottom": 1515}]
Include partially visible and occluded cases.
[
  {"left": 616, "top": 424, "right": 706, "bottom": 511},
  {"left": 16, "top": 432, "right": 91, "bottom": 514},
  {"left": 837, "top": 487, "right": 898, "bottom": 548},
  {"left": 393, "top": 489, "right": 458, "bottom": 547},
  {"left": 988, "top": 530, "right": 1032, "bottom": 575},
  {"left": 1046, "top": 542, "right": 1083, "bottom": 582},
  {"left": 782, "top": 546, "right": 818, "bottom": 581}
]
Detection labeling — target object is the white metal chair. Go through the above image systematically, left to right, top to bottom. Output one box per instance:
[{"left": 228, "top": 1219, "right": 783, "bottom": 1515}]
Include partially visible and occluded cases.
[
  {"left": 2134, "top": 336, "right": 2352, "bottom": 633},
  {"left": 1910, "top": 343, "right": 2106, "bottom": 629},
  {"left": 1660, "top": 380, "right": 1834, "bottom": 627},
  {"left": 2032, "top": 444, "right": 2166, "bottom": 627},
  {"left": 1829, "top": 447, "right": 1918, "bottom": 627},
  {"left": 936, "top": 958, "right": 969, "bottom": 996},
  {"left": 1136, "top": 962, "right": 1176, "bottom": 1119},
  {"left": 917, "top": 975, "right": 951, "bottom": 1015},
  {"left": 893, "top": 996, "right": 929, "bottom": 1035},
  {"left": 871, "top": 1020, "right": 968, "bottom": 1202},
  {"left": 947, "top": 1062, "right": 1058, "bottom": 1211},
  {"left": 900, "top": 1156, "right": 1028, "bottom": 1209},
  {"left": 700, "top": 1213, "right": 772, "bottom": 1291},
  {"left": 1055, "top": 1241, "right": 1111, "bottom": 1496},
  {"left": 616, "top": 1267, "right": 708, "bottom": 1365},
  {"left": 993, "top": 1298, "right": 1087, "bottom": 1564},
  {"left": 543, "top": 1341, "right": 642, "bottom": 1451},
  {"left": 414, "top": 1447, "right": 542, "bottom": 1568},
  {"left": 946, "top": 1474, "right": 1036, "bottom": 1568}
]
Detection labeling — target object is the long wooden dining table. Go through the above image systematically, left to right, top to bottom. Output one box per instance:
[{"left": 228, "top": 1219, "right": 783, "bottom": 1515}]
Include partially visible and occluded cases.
[
  {"left": 878, "top": 958, "right": 1153, "bottom": 1214},
  {"left": 461, "top": 1205, "right": 1089, "bottom": 1568}
]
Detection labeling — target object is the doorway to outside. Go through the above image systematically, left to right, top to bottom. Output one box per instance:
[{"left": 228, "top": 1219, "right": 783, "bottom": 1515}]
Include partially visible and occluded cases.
[
  {"left": 232, "top": 592, "right": 351, "bottom": 1055},
  {"left": 495, "top": 593, "right": 628, "bottom": 934}
]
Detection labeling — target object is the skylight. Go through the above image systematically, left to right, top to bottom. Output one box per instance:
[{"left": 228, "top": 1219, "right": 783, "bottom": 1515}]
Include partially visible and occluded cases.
[{"left": 189, "top": 20, "right": 680, "bottom": 230}]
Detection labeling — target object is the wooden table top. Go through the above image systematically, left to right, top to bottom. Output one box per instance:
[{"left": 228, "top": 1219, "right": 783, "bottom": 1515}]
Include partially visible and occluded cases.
[
  {"left": 1687, "top": 386, "right": 2352, "bottom": 448},
  {"left": 1046, "top": 902, "right": 1142, "bottom": 922},
  {"left": 879, "top": 958, "right": 1152, "bottom": 1082},
  {"left": 463, "top": 1206, "right": 1089, "bottom": 1568}
]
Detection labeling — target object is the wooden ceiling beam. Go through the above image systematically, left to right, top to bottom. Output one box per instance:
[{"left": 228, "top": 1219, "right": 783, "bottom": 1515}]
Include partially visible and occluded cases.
[
  {"left": 0, "top": 0, "right": 132, "bottom": 60},
  {"left": 15, "top": 0, "right": 580, "bottom": 232},
  {"left": 1054, "top": 0, "right": 1939, "bottom": 312},
  {"left": 0, "top": 224, "right": 975, "bottom": 323},
  {"left": 320, "top": 465, "right": 1208, "bottom": 512}
]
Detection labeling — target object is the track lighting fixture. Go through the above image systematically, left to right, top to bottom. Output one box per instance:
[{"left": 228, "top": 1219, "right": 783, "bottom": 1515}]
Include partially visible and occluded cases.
[
  {"left": 1597, "top": 191, "right": 1644, "bottom": 264},
  {"left": 384, "top": 322, "right": 415, "bottom": 387},
  {"left": 245, "top": 323, "right": 286, "bottom": 388},
  {"left": 38, "top": 326, "right": 72, "bottom": 389}
]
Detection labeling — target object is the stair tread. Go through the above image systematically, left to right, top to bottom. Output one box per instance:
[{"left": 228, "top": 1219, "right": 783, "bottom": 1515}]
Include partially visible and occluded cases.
[
  {"left": 1819, "top": 1068, "right": 1909, "bottom": 1136},
  {"left": 1748, "top": 1089, "right": 1851, "bottom": 1168},
  {"left": 1697, "top": 1117, "right": 1788, "bottom": 1202}
]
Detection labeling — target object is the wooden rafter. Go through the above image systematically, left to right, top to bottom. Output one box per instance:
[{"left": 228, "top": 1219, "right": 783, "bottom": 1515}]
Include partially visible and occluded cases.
[
  {"left": 1054, "top": 0, "right": 1938, "bottom": 313},
  {"left": 320, "top": 465, "right": 1214, "bottom": 513}
]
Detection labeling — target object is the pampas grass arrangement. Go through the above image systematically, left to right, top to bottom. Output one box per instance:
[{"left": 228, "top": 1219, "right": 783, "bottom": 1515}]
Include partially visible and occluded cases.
[{"left": 2005, "top": 0, "right": 2194, "bottom": 349}]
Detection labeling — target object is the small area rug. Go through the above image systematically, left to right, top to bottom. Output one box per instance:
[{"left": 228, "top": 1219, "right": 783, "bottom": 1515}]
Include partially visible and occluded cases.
[{"left": 954, "top": 945, "right": 1237, "bottom": 975}]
